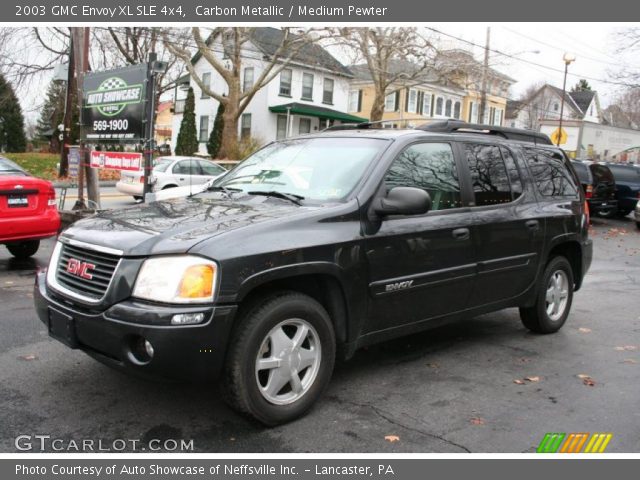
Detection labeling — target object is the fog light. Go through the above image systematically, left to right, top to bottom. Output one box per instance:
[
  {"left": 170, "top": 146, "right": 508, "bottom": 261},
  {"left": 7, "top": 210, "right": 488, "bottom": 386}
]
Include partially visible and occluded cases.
[
  {"left": 171, "top": 312, "right": 205, "bottom": 325},
  {"left": 144, "top": 340, "right": 154, "bottom": 358}
]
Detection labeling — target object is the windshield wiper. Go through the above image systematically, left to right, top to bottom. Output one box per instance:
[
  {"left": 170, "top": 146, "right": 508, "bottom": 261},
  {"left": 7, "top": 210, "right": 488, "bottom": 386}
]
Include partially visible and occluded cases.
[{"left": 247, "top": 190, "right": 305, "bottom": 205}]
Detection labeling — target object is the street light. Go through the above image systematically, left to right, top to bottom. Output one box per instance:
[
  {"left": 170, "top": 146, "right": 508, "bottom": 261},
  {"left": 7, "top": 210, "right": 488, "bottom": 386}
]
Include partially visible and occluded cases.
[{"left": 557, "top": 52, "right": 576, "bottom": 146}]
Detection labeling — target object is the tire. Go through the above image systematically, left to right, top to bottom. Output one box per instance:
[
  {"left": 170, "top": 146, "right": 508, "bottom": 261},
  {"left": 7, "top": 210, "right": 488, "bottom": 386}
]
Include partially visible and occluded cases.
[
  {"left": 133, "top": 196, "right": 143, "bottom": 201},
  {"left": 595, "top": 208, "right": 616, "bottom": 219},
  {"left": 617, "top": 209, "right": 632, "bottom": 217},
  {"left": 636, "top": 222, "right": 640, "bottom": 230},
  {"left": 6, "top": 240, "right": 40, "bottom": 259},
  {"left": 520, "top": 256, "right": 574, "bottom": 334},
  {"left": 223, "top": 292, "right": 336, "bottom": 426}
]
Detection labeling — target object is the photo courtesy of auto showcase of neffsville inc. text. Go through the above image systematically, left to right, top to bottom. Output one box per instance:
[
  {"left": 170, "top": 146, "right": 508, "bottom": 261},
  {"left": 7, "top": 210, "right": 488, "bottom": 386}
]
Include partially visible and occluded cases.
[{"left": 0, "top": 0, "right": 639, "bottom": 477}]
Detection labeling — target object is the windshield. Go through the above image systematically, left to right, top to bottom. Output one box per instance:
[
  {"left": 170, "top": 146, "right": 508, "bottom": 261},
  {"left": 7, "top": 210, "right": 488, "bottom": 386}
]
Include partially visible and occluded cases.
[{"left": 213, "top": 137, "right": 388, "bottom": 201}]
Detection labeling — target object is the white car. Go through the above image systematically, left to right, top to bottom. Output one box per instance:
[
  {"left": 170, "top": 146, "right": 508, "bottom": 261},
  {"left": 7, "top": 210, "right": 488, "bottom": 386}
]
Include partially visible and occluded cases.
[{"left": 116, "top": 156, "right": 227, "bottom": 200}]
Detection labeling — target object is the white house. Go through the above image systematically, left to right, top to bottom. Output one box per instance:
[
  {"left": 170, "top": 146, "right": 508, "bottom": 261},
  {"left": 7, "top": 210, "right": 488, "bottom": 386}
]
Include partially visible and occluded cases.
[
  {"left": 171, "top": 28, "right": 366, "bottom": 156},
  {"left": 505, "top": 84, "right": 601, "bottom": 131}
]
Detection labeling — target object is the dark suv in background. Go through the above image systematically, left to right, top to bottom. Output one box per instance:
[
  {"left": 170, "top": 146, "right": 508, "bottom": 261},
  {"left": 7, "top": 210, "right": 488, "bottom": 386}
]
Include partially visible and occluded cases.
[
  {"left": 35, "top": 121, "right": 592, "bottom": 425},
  {"left": 570, "top": 160, "right": 618, "bottom": 218},
  {"left": 604, "top": 162, "right": 640, "bottom": 217}
]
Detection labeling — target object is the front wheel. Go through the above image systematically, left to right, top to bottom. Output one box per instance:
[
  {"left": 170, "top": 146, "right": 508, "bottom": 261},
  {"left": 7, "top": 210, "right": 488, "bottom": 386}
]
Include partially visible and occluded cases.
[
  {"left": 595, "top": 208, "right": 616, "bottom": 219},
  {"left": 6, "top": 240, "right": 40, "bottom": 259},
  {"left": 520, "top": 256, "right": 574, "bottom": 334},
  {"left": 223, "top": 292, "right": 335, "bottom": 426}
]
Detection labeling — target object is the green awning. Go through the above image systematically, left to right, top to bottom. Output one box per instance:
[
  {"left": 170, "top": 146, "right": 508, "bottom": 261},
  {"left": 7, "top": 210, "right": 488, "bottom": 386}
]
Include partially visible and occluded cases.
[{"left": 269, "top": 102, "right": 368, "bottom": 123}]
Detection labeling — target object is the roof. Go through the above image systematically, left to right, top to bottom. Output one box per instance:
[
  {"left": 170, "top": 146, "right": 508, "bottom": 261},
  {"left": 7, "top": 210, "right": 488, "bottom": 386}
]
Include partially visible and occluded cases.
[
  {"left": 191, "top": 28, "right": 352, "bottom": 77},
  {"left": 435, "top": 49, "right": 516, "bottom": 84},
  {"left": 350, "top": 59, "right": 440, "bottom": 83},
  {"left": 545, "top": 85, "right": 583, "bottom": 114},
  {"left": 569, "top": 90, "right": 596, "bottom": 113},
  {"left": 506, "top": 100, "right": 526, "bottom": 118},
  {"left": 157, "top": 101, "right": 173, "bottom": 113},
  {"left": 268, "top": 102, "right": 368, "bottom": 123}
]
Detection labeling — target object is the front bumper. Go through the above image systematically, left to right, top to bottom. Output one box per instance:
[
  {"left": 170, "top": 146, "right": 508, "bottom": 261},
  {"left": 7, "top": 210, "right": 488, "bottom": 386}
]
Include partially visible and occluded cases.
[
  {"left": 115, "top": 181, "right": 144, "bottom": 197},
  {"left": 34, "top": 271, "right": 237, "bottom": 382}
]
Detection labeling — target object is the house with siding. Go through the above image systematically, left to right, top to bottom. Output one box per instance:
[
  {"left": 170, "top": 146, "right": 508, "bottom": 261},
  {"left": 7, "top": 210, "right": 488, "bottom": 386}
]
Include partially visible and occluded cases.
[
  {"left": 171, "top": 28, "right": 366, "bottom": 155},
  {"left": 347, "top": 53, "right": 514, "bottom": 128}
]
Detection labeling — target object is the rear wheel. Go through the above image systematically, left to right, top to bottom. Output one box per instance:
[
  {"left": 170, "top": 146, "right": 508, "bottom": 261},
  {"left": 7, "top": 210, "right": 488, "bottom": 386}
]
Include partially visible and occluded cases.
[
  {"left": 133, "top": 196, "right": 143, "bottom": 201},
  {"left": 595, "top": 208, "right": 616, "bottom": 219},
  {"left": 617, "top": 209, "right": 632, "bottom": 217},
  {"left": 6, "top": 240, "right": 40, "bottom": 259},
  {"left": 520, "top": 256, "right": 574, "bottom": 334},
  {"left": 223, "top": 292, "right": 335, "bottom": 426}
]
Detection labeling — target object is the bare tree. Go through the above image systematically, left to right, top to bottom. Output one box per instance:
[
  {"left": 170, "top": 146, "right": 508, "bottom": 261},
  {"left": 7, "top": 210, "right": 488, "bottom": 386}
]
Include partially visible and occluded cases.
[
  {"left": 164, "top": 27, "right": 319, "bottom": 159},
  {"left": 333, "top": 27, "right": 437, "bottom": 122},
  {"left": 612, "top": 27, "right": 640, "bottom": 86}
]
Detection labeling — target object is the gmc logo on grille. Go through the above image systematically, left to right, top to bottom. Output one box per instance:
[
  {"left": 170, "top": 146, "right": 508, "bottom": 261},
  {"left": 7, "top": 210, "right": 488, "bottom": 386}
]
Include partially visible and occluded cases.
[{"left": 66, "top": 258, "right": 95, "bottom": 280}]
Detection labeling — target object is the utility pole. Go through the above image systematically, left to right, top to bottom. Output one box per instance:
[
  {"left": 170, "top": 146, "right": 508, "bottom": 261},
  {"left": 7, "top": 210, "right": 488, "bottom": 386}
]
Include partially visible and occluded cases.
[
  {"left": 478, "top": 26, "right": 490, "bottom": 125},
  {"left": 71, "top": 27, "right": 100, "bottom": 209},
  {"left": 59, "top": 37, "right": 75, "bottom": 178},
  {"left": 142, "top": 52, "right": 158, "bottom": 200}
]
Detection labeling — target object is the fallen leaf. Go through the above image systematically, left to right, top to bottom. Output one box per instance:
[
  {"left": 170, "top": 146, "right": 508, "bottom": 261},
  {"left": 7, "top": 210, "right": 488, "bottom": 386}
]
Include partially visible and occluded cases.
[
  {"left": 5, "top": 281, "right": 14, "bottom": 285},
  {"left": 578, "top": 327, "right": 592, "bottom": 333},
  {"left": 624, "top": 346, "right": 638, "bottom": 351},
  {"left": 614, "top": 347, "right": 625, "bottom": 351},
  {"left": 18, "top": 354, "right": 38, "bottom": 361},
  {"left": 622, "top": 359, "right": 637, "bottom": 364},
  {"left": 427, "top": 363, "right": 440, "bottom": 369},
  {"left": 577, "top": 374, "right": 591, "bottom": 379},
  {"left": 525, "top": 376, "right": 541, "bottom": 382},
  {"left": 583, "top": 378, "right": 596, "bottom": 387},
  {"left": 513, "top": 379, "right": 526, "bottom": 385},
  {"left": 470, "top": 417, "right": 485, "bottom": 425},
  {"left": 384, "top": 435, "right": 400, "bottom": 443}
]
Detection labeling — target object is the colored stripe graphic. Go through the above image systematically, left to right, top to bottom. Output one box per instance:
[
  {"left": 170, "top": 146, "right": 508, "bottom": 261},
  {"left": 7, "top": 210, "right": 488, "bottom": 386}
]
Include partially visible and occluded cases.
[
  {"left": 537, "top": 433, "right": 613, "bottom": 453},
  {"left": 537, "top": 433, "right": 565, "bottom": 453},
  {"left": 584, "top": 433, "right": 613, "bottom": 453}
]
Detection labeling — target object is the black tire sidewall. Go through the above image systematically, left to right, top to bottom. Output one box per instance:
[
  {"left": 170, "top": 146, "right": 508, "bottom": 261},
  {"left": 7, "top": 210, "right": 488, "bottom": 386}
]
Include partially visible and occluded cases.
[
  {"left": 7, "top": 240, "right": 40, "bottom": 258},
  {"left": 535, "top": 256, "right": 574, "bottom": 332},
  {"left": 237, "top": 295, "right": 335, "bottom": 425}
]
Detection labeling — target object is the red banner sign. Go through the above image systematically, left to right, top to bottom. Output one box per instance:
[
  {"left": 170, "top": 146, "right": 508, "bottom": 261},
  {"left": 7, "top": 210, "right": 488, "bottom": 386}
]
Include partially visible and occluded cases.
[{"left": 89, "top": 151, "right": 143, "bottom": 171}]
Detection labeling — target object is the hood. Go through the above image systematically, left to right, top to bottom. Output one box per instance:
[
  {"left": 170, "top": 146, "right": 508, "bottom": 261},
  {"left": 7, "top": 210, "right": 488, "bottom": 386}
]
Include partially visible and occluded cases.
[{"left": 61, "top": 195, "right": 315, "bottom": 256}]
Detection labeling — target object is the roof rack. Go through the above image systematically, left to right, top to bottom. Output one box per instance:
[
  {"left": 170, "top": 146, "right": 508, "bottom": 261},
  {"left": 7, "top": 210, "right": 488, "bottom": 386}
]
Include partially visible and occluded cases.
[
  {"left": 324, "top": 118, "right": 415, "bottom": 131},
  {"left": 417, "top": 120, "right": 553, "bottom": 145}
]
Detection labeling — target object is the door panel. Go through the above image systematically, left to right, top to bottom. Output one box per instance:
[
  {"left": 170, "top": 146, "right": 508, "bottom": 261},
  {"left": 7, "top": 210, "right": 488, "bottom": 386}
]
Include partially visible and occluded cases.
[
  {"left": 364, "top": 141, "right": 477, "bottom": 334},
  {"left": 464, "top": 144, "right": 543, "bottom": 307}
]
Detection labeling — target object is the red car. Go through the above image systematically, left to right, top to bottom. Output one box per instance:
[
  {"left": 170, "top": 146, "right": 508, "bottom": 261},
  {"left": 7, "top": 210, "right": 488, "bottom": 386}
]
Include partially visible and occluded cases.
[{"left": 0, "top": 156, "right": 60, "bottom": 258}]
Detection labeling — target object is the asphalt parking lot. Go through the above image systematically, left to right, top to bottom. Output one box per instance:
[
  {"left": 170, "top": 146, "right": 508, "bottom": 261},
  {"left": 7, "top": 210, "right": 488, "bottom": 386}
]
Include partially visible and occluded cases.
[{"left": 1, "top": 215, "right": 639, "bottom": 453}]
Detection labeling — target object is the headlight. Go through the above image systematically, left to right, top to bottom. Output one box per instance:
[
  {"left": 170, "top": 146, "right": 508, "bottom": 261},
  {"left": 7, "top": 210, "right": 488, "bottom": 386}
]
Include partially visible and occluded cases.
[{"left": 132, "top": 256, "right": 218, "bottom": 304}]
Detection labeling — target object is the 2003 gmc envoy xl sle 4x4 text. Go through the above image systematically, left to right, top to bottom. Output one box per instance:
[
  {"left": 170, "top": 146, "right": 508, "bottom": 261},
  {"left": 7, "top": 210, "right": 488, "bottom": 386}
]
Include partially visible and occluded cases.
[{"left": 34, "top": 121, "right": 592, "bottom": 425}]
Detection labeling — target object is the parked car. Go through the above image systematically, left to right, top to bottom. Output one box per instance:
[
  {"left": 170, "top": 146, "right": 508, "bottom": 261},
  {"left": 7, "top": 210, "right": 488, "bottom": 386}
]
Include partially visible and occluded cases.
[
  {"left": 35, "top": 121, "right": 592, "bottom": 425},
  {"left": 0, "top": 156, "right": 60, "bottom": 258},
  {"left": 116, "top": 156, "right": 227, "bottom": 200},
  {"left": 570, "top": 160, "right": 618, "bottom": 218},
  {"left": 603, "top": 162, "right": 640, "bottom": 217}
]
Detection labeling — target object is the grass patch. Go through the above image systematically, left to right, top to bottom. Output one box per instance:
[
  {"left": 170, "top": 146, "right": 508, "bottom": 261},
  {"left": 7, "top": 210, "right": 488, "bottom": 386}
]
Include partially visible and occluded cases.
[{"left": 2, "top": 152, "right": 59, "bottom": 180}]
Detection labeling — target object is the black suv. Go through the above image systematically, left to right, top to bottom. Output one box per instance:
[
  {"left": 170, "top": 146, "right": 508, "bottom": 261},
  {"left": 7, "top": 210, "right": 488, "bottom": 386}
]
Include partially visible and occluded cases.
[
  {"left": 34, "top": 121, "right": 592, "bottom": 425},
  {"left": 570, "top": 160, "right": 618, "bottom": 218},
  {"left": 603, "top": 162, "right": 640, "bottom": 217}
]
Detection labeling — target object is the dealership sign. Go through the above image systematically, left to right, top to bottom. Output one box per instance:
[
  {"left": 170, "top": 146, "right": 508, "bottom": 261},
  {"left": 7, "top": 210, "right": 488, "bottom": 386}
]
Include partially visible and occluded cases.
[
  {"left": 82, "top": 64, "right": 147, "bottom": 143},
  {"left": 89, "top": 151, "right": 143, "bottom": 171}
]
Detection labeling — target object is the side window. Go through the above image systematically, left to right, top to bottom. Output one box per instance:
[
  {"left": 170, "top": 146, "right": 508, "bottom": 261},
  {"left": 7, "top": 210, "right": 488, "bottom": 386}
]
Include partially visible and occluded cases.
[
  {"left": 384, "top": 143, "right": 461, "bottom": 211},
  {"left": 465, "top": 144, "right": 512, "bottom": 206},
  {"left": 500, "top": 147, "right": 523, "bottom": 200},
  {"left": 523, "top": 148, "right": 578, "bottom": 197},
  {"left": 173, "top": 160, "right": 200, "bottom": 176},
  {"left": 199, "top": 160, "right": 224, "bottom": 176}
]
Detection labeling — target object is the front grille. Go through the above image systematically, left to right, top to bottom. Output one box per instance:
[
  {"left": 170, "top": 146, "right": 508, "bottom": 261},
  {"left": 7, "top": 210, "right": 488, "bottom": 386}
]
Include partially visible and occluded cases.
[{"left": 55, "top": 243, "right": 120, "bottom": 300}]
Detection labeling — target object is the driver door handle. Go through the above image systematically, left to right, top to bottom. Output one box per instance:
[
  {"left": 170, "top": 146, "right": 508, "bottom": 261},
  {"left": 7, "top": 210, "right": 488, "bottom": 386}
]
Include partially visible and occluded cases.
[
  {"left": 525, "top": 220, "right": 540, "bottom": 231},
  {"left": 452, "top": 228, "right": 470, "bottom": 241}
]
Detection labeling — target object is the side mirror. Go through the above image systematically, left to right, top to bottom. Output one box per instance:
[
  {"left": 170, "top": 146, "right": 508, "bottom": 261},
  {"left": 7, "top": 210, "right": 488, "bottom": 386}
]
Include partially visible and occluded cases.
[{"left": 374, "top": 187, "right": 432, "bottom": 216}]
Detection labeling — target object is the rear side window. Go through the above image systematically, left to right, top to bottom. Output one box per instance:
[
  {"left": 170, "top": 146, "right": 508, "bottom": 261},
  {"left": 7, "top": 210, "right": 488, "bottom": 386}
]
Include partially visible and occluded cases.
[
  {"left": 384, "top": 142, "right": 462, "bottom": 211},
  {"left": 464, "top": 143, "right": 512, "bottom": 206},
  {"left": 501, "top": 147, "right": 523, "bottom": 200},
  {"left": 523, "top": 148, "right": 578, "bottom": 197},
  {"left": 173, "top": 160, "right": 201, "bottom": 175},
  {"left": 571, "top": 161, "right": 591, "bottom": 183},
  {"left": 590, "top": 164, "right": 615, "bottom": 184}
]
